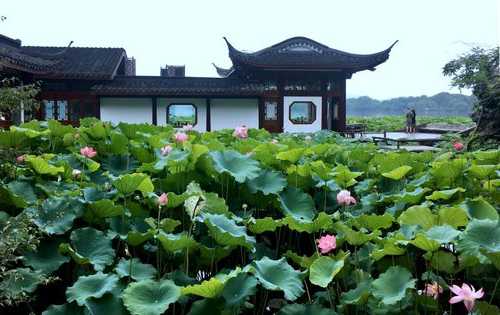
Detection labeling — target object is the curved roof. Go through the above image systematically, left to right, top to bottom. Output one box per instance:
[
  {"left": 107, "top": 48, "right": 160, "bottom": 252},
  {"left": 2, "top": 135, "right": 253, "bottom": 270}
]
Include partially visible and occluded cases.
[
  {"left": 0, "top": 33, "right": 126, "bottom": 79},
  {"left": 0, "top": 35, "right": 61, "bottom": 73},
  {"left": 224, "top": 36, "right": 398, "bottom": 73},
  {"left": 21, "top": 46, "right": 126, "bottom": 79},
  {"left": 212, "top": 63, "right": 234, "bottom": 78},
  {"left": 93, "top": 75, "right": 269, "bottom": 96}
]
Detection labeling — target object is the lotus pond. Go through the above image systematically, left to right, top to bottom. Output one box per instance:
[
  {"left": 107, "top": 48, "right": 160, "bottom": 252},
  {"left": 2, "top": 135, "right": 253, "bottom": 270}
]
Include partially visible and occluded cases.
[{"left": 0, "top": 119, "right": 499, "bottom": 315}]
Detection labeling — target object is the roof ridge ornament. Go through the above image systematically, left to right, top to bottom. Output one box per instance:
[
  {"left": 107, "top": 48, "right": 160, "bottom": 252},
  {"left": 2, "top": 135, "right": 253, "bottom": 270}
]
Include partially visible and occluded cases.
[
  {"left": 223, "top": 37, "right": 236, "bottom": 51},
  {"left": 26, "top": 40, "right": 73, "bottom": 60},
  {"left": 388, "top": 40, "right": 399, "bottom": 50},
  {"left": 278, "top": 41, "right": 323, "bottom": 54},
  {"left": 212, "top": 62, "right": 234, "bottom": 78}
]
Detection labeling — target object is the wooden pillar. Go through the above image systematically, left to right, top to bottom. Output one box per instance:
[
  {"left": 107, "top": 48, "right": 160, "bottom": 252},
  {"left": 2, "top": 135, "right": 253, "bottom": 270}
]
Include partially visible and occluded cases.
[
  {"left": 331, "top": 79, "right": 346, "bottom": 132},
  {"left": 338, "top": 79, "right": 347, "bottom": 131},
  {"left": 277, "top": 80, "right": 284, "bottom": 132},
  {"left": 321, "top": 81, "right": 327, "bottom": 130},
  {"left": 96, "top": 97, "right": 101, "bottom": 120},
  {"left": 152, "top": 97, "right": 158, "bottom": 125},
  {"left": 258, "top": 97, "right": 263, "bottom": 129},
  {"left": 206, "top": 98, "right": 211, "bottom": 131},
  {"left": 20, "top": 101, "right": 25, "bottom": 123}
]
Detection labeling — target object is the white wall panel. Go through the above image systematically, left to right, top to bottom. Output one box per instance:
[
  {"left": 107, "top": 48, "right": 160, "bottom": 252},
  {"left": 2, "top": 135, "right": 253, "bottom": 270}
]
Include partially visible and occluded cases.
[
  {"left": 283, "top": 96, "right": 322, "bottom": 133},
  {"left": 100, "top": 97, "right": 152, "bottom": 125},
  {"left": 157, "top": 98, "right": 207, "bottom": 132},
  {"left": 210, "top": 98, "right": 259, "bottom": 130}
]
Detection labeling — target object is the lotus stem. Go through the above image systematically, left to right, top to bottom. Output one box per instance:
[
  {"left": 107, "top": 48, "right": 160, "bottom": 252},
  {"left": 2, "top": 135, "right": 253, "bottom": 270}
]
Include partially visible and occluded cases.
[
  {"left": 157, "top": 204, "right": 162, "bottom": 278},
  {"left": 490, "top": 277, "right": 500, "bottom": 304}
]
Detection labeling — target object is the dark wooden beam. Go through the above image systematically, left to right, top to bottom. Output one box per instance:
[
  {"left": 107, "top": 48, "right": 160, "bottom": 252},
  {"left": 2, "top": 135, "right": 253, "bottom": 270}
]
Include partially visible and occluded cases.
[
  {"left": 152, "top": 97, "right": 157, "bottom": 125},
  {"left": 206, "top": 98, "right": 211, "bottom": 131}
]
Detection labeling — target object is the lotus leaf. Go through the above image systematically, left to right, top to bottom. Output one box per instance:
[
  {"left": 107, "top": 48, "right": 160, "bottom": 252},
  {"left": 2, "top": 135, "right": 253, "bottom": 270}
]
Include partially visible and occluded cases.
[
  {"left": 309, "top": 255, "right": 346, "bottom": 288},
  {"left": 248, "top": 257, "right": 304, "bottom": 301},
  {"left": 371, "top": 266, "right": 416, "bottom": 305},
  {"left": 66, "top": 272, "right": 119, "bottom": 306},
  {"left": 122, "top": 279, "right": 180, "bottom": 315}
]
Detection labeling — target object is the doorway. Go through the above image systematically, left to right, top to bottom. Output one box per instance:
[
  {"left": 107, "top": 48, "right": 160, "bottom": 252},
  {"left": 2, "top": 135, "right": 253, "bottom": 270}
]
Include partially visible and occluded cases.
[{"left": 260, "top": 97, "right": 282, "bottom": 133}]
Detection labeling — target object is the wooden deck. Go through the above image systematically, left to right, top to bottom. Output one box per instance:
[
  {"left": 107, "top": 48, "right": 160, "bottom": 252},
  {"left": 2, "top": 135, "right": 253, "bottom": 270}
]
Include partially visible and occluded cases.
[
  {"left": 354, "top": 132, "right": 443, "bottom": 151},
  {"left": 359, "top": 132, "right": 442, "bottom": 142},
  {"left": 378, "top": 144, "right": 440, "bottom": 152}
]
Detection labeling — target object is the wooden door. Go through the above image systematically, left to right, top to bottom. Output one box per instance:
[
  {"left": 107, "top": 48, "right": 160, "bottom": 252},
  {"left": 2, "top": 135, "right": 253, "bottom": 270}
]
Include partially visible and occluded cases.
[{"left": 260, "top": 97, "right": 282, "bottom": 133}]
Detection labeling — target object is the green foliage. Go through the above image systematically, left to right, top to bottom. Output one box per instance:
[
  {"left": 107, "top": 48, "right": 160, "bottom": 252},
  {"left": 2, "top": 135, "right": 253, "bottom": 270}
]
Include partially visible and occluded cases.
[
  {"left": 443, "top": 46, "right": 500, "bottom": 137},
  {"left": 0, "top": 77, "right": 40, "bottom": 114},
  {"left": 0, "top": 120, "right": 498, "bottom": 313}
]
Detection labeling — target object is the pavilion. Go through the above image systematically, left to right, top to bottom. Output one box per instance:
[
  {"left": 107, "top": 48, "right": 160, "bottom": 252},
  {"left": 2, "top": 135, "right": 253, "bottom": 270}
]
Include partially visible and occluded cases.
[{"left": 0, "top": 34, "right": 397, "bottom": 132}]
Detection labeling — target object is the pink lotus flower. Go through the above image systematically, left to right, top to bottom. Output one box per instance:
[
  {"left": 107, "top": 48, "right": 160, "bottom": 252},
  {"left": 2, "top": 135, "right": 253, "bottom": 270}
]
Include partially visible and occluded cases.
[
  {"left": 182, "top": 124, "right": 193, "bottom": 131},
  {"left": 233, "top": 125, "right": 248, "bottom": 139},
  {"left": 174, "top": 132, "right": 188, "bottom": 143},
  {"left": 453, "top": 142, "right": 464, "bottom": 151},
  {"left": 160, "top": 144, "right": 173, "bottom": 156},
  {"left": 80, "top": 146, "right": 97, "bottom": 158},
  {"left": 16, "top": 155, "right": 26, "bottom": 163},
  {"left": 336, "top": 190, "right": 357, "bottom": 206},
  {"left": 157, "top": 193, "right": 168, "bottom": 207},
  {"left": 317, "top": 234, "right": 336, "bottom": 254},
  {"left": 422, "top": 282, "right": 443, "bottom": 300},
  {"left": 449, "top": 283, "right": 484, "bottom": 312}
]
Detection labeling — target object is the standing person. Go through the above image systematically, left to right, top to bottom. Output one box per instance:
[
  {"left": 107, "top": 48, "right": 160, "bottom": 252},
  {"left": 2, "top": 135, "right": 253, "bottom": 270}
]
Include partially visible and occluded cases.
[
  {"left": 405, "top": 107, "right": 414, "bottom": 134},
  {"left": 410, "top": 108, "right": 416, "bottom": 133}
]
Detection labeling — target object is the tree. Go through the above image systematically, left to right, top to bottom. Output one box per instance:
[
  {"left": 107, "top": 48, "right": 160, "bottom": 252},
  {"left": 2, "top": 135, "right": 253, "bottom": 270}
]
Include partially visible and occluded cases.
[
  {"left": 0, "top": 16, "right": 40, "bottom": 123},
  {"left": 443, "top": 47, "right": 499, "bottom": 137},
  {"left": 0, "top": 78, "right": 40, "bottom": 123}
]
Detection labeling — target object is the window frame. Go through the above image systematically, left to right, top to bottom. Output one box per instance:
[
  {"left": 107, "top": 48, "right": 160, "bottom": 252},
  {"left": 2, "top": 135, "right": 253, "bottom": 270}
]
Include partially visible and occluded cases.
[
  {"left": 43, "top": 99, "right": 70, "bottom": 121},
  {"left": 264, "top": 101, "right": 278, "bottom": 121},
  {"left": 289, "top": 101, "right": 317, "bottom": 125},
  {"left": 166, "top": 103, "right": 198, "bottom": 128}
]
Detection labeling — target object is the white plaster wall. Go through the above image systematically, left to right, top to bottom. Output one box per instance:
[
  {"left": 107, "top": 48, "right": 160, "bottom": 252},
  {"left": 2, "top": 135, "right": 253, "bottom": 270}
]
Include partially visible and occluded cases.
[
  {"left": 283, "top": 96, "right": 322, "bottom": 133},
  {"left": 100, "top": 98, "right": 152, "bottom": 125},
  {"left": 157, "top": 98, "right": 207, "bottom": 132},
  {"left": 211, "top": 98, "right": 259, "bottom": 130}
]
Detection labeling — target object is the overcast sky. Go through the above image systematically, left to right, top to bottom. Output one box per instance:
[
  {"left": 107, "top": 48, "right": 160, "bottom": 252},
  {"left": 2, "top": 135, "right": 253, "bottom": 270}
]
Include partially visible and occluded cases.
[{"left": 2, "top": 0, "right": 498, "bottom": 99}]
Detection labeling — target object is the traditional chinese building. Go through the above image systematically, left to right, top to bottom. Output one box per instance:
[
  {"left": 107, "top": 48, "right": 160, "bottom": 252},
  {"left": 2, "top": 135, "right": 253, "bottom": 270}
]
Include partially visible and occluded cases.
[{"left": 0, "top": 33, "right": 397, "bottom": 132}]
